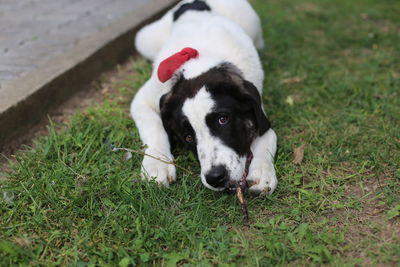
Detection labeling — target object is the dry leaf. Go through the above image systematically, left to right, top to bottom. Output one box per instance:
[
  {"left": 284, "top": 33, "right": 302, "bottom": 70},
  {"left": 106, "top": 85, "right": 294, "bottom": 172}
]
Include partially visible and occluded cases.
[
  {"left": 391, "top": 71, "right": 400, "bottom": 79},
  {"left": 281, "top": 76, "right": 304, "bottom": 85},
  {"left": 101, "top": 87, "right": 109, "bottom": 95},
  {"left": 285, "top": 95, "right": 294, "bottom": 106},
  {"left": 293, "top": 144, "right": 305, "bottom": 164},
  {"left": 13, "top": 237, "right": 31, "bottom": 247}
]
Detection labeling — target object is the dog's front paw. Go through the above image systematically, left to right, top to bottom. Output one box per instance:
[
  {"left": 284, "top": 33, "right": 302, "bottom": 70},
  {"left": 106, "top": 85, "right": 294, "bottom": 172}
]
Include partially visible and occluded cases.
[
  {"left": 141, "top": 154, "right": 176, "bottom": 186},
  {"left": 246, "top": 158, "right": 277, "bottom": 196}
]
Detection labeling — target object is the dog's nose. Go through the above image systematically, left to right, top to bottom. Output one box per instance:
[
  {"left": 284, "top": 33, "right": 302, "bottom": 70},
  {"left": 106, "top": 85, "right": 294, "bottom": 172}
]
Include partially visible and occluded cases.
[{"left": 205, "top": 166, "right": 228, "bottom": 188}]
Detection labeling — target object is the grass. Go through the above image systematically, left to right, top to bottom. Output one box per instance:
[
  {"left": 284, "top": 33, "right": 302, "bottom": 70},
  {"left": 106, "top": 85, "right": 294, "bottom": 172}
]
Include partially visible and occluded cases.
[{"left": 1, "top": 0, "right": 400, "bottom": 265}]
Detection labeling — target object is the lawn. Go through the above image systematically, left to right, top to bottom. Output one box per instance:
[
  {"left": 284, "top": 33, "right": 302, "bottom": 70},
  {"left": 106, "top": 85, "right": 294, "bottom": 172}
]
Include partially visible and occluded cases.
[{"left": 1, "top": 0, "right": 399, "bottom": 266}]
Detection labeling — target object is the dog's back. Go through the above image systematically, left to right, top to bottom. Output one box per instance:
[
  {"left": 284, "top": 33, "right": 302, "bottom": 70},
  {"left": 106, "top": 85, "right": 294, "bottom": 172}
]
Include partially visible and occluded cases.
[
  {"left": 135, "top": 0, "right": 264, "bottom": 61},
  {"left": 156, "top": 11, "right": 264, "bottom": 91}
]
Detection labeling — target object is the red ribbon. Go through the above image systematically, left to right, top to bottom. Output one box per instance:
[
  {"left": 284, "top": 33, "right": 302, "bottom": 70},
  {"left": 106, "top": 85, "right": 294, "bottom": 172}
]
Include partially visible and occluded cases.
[{"left": 157, "top": 47, "right": 199, "bottom": 83}]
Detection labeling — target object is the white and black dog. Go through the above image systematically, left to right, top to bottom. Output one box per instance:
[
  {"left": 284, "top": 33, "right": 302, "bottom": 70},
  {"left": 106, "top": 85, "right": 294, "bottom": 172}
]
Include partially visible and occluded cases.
[{"left": 131, "top": 0, "right": 277, "bottom": 195}]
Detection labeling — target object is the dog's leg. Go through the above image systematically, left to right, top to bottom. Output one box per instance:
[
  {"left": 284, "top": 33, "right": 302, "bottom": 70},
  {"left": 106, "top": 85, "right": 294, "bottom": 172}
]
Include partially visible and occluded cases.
[
  {"left": 131, "top": 80, "right": 176, "bottom": 186},
  {"left": 247, "top": 128, "right": 278, "bottom": 195}
]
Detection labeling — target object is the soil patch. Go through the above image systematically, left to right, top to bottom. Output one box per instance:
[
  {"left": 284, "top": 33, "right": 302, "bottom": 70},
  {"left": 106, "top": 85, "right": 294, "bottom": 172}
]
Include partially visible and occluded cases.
[{"left": 335, "top": 172, "right": 399, "bottom": 265}]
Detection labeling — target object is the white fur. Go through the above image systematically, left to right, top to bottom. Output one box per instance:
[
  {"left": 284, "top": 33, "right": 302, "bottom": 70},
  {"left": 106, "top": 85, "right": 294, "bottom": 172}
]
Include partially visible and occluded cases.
[
  {"left": 131, "top": 0, "right": 277, "bottom": 194},
  {"left": 135, "top": 0, "right": 264, "bottom": 60},
  {"left": 181, "top": 88, "right": 247, "bottom": 190},
  {"left": 248, "top": 129, "right": 278, "bottom": 195}
]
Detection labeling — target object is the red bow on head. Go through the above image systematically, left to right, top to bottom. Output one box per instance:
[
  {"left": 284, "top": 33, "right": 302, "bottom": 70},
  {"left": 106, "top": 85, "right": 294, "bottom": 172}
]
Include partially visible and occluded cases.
[{"left": 157, "top": 47, "right": 199, "bottom": 83}]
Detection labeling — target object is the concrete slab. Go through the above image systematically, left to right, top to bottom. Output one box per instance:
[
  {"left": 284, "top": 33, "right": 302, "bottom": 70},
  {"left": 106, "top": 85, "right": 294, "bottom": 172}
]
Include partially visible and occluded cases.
[{"left": 0, "top": 0, "right": 177, "bottom": 150}]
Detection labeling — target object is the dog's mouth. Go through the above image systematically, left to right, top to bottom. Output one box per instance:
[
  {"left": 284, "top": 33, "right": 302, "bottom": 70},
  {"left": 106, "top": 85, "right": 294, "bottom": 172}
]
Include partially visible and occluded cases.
[
  {"left": 200, "top": 150, "right": 254, "bottom": 191},
  {"left": 225, "top": 151, "right": 253, "bottom": 193}
]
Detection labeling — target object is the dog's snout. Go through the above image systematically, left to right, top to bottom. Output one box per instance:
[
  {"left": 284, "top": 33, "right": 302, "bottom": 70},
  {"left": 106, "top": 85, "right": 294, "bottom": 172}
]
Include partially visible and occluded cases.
[{"left": 205, "top": 166, "right": 228, "bottom": 188}]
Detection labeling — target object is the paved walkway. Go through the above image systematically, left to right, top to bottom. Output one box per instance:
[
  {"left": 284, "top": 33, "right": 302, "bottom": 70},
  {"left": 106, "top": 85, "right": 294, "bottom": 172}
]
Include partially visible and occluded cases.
[
  {"left": 0, "top": 0, "right": 176, "bottom": 150},
  {"left": 0, "top": 0, "right": 152, "bottom": 83}
]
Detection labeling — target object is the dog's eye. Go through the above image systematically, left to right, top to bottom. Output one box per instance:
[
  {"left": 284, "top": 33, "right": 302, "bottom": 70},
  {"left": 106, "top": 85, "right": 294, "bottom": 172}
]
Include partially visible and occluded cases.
[
  {"left": 218, "top": 115, "right": 229, "bottom": 125},
  {"left": 185, "top": 134, "right": 194, "bottom": 143}
]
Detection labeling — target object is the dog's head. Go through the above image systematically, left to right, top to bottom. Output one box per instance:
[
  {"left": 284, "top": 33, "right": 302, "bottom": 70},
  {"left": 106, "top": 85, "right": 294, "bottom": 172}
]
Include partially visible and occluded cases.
[{"left": 160, "top": 63, "right": 270, "bottom": 190}]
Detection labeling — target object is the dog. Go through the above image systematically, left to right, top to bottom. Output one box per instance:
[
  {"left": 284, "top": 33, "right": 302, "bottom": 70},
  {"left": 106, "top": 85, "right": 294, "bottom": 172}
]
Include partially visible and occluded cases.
[{"left": 130, "top": 0, "right": 277, "bottom": 195}]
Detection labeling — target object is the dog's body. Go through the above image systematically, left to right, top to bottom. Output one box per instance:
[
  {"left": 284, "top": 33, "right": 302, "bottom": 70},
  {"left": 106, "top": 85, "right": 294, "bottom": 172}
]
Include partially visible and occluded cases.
[{"left": 131, "top": 0, "right": 278, "bottom": 195}]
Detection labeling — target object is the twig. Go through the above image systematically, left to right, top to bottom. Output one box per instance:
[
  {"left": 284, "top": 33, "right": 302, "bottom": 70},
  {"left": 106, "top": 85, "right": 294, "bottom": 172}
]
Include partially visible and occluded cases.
[
  {"left": 110, "top": 146, "right": 193, "bottom": 175},
  {"left": 236, "top": 185, "right": 250, "bottom": 226}
]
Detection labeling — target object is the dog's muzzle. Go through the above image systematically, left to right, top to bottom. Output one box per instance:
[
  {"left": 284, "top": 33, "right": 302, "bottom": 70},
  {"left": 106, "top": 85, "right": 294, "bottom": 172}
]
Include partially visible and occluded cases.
[{"left": 206, "top": 151, "right": 254, "bottom": 191}]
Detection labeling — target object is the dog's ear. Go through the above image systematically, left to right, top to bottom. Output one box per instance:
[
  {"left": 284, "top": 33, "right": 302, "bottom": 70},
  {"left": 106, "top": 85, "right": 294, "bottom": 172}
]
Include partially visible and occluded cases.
[
  {"left": 216, "top": 63, "right": 271, "bottom": 135},
  {"left": 240, "top": 80, "right": 271, "bottom": 135},
  {"left": 159, "top": 92, "right": 170, "bottom": 114},
  {"left": 159, "top": 93, "right": 178, "bottom": 148},
  {"left": 159, "top": 93, "right": 174, "bottom": 149}
]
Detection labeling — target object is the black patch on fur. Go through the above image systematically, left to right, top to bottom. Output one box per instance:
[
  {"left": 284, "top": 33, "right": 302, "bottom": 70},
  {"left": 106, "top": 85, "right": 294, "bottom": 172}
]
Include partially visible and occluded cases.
[
  {"left": 173, "top": 0, "right": 211, "bottom": 21},
  {"left": 159, "top": 62, "right": 271, "bottom": 156},
  {"left": 159, "top": 93, "right": 197, "bottom": 152},
  {"left": 205, "top": 94, "right": 257, "bottom": 156}
]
